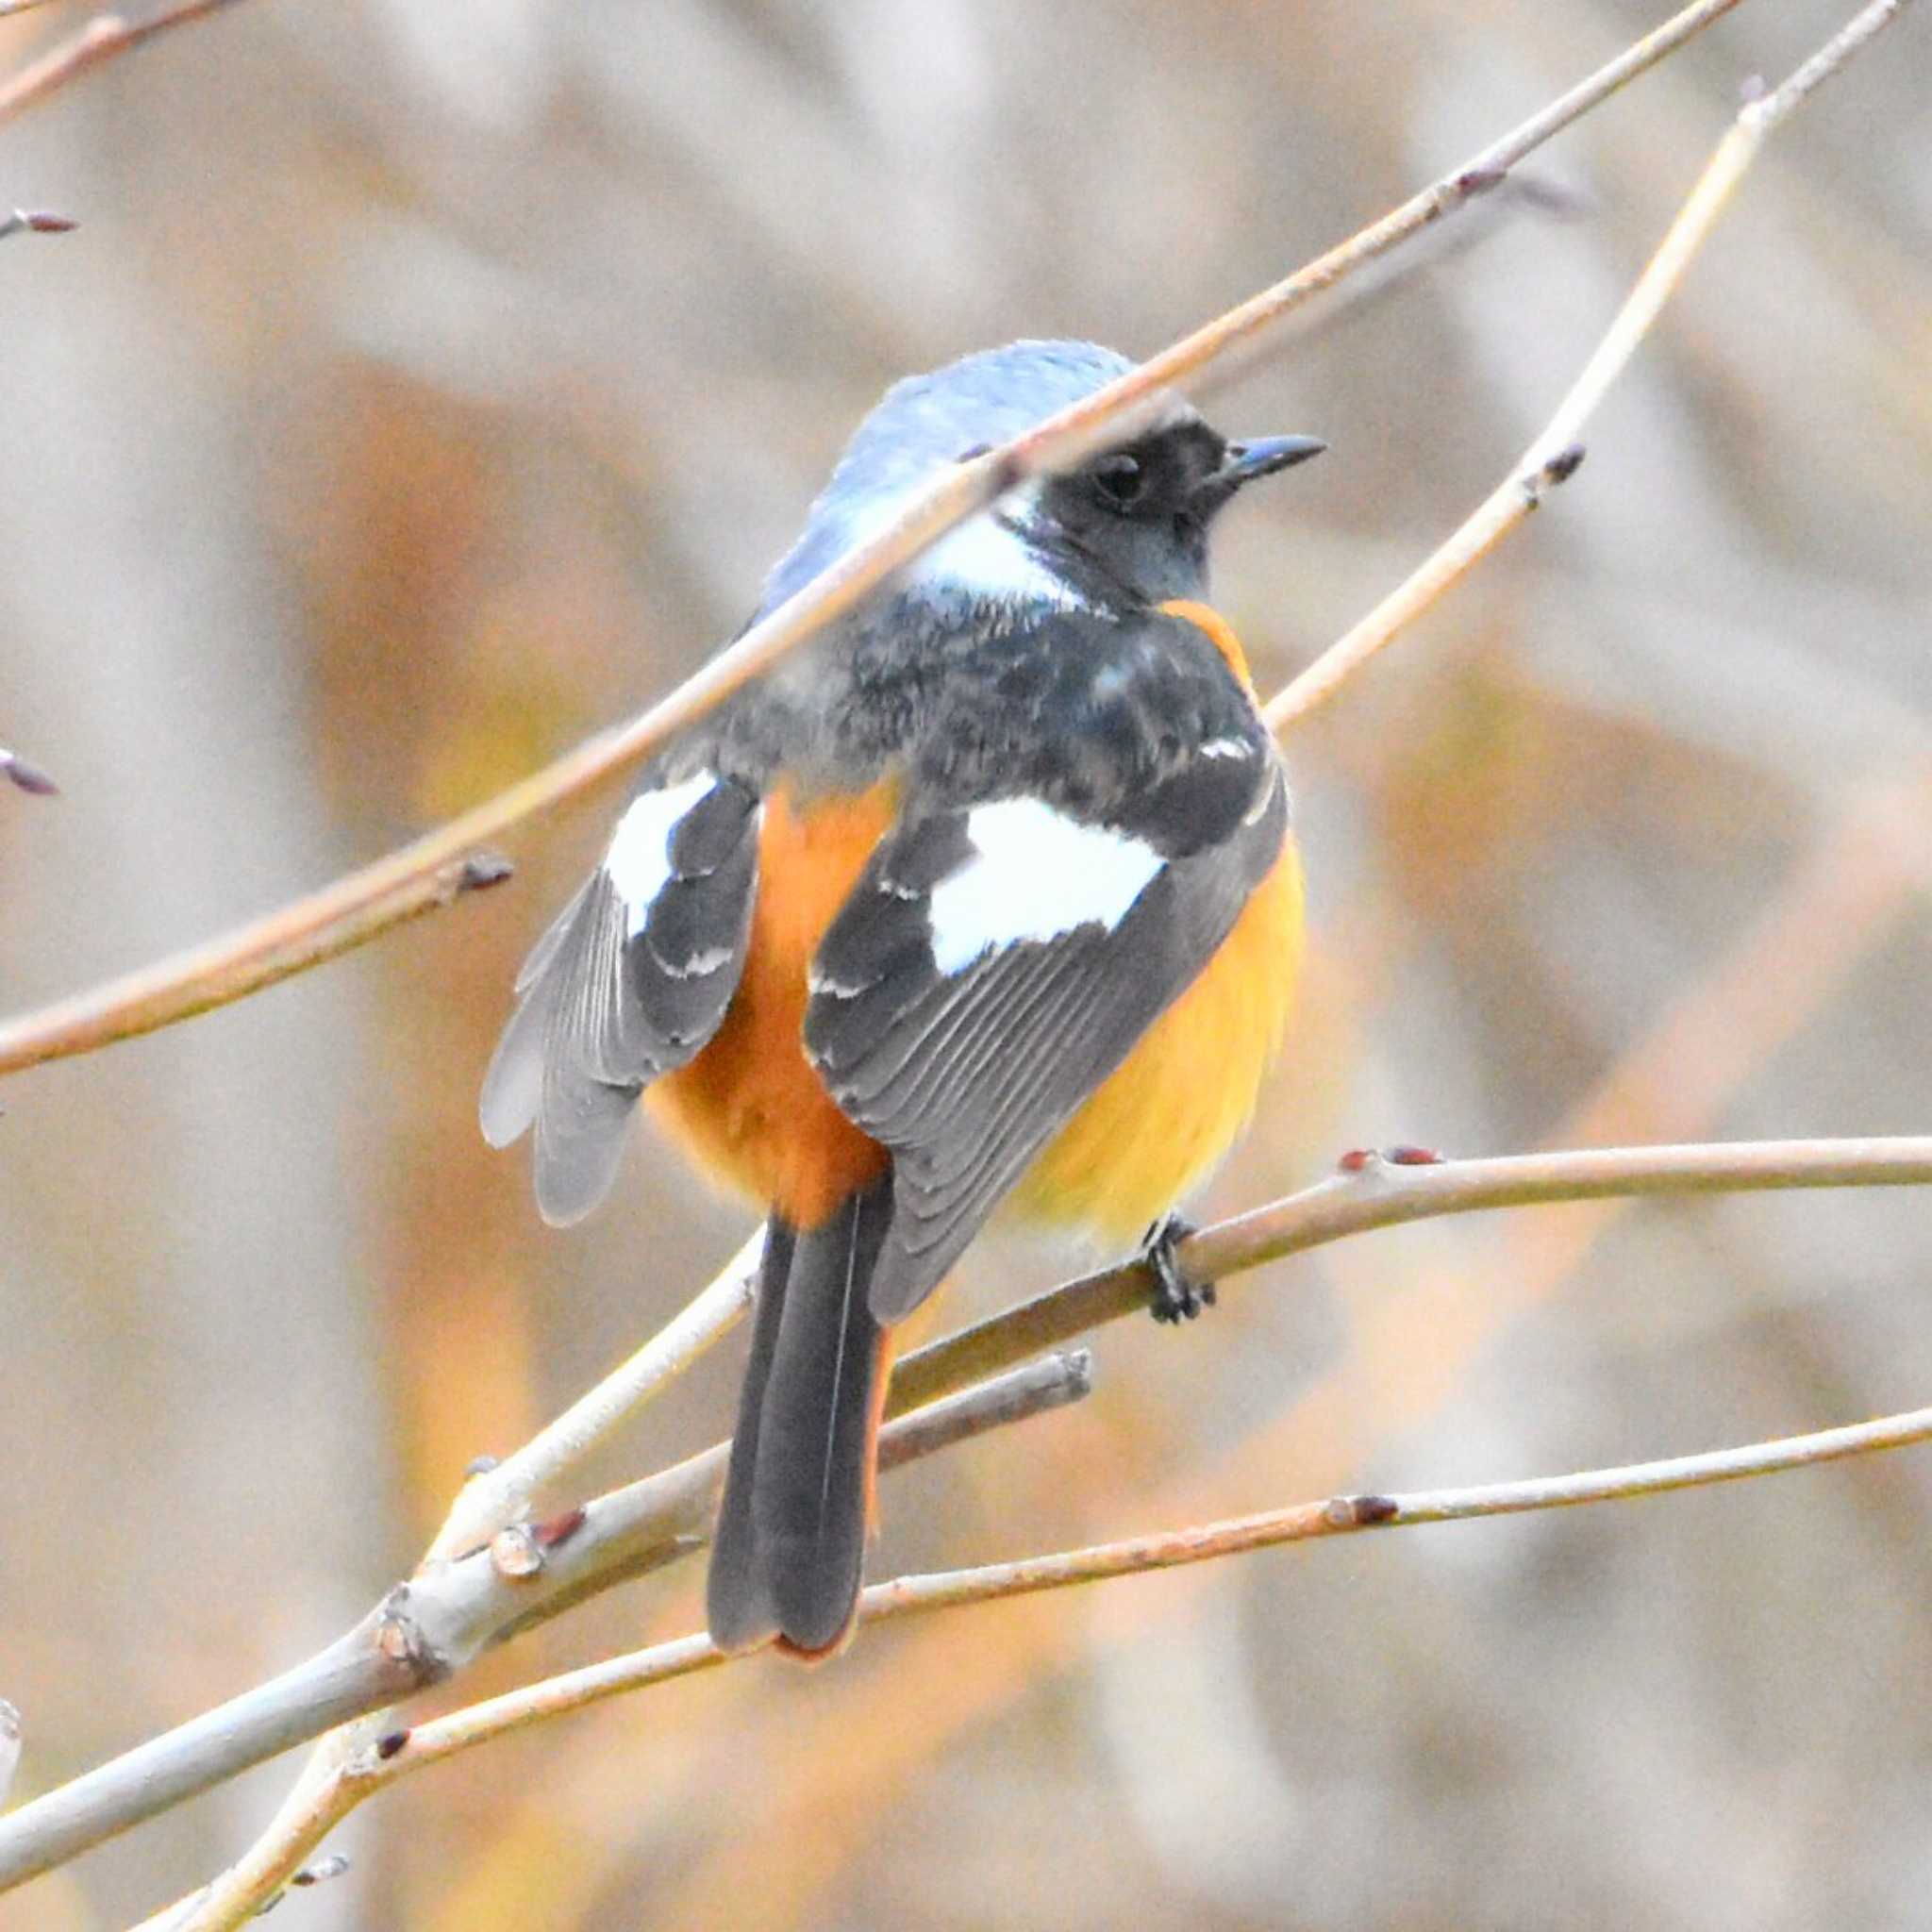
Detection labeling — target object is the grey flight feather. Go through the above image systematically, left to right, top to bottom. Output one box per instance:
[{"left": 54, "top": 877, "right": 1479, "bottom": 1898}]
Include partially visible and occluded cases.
[{"left": 478, "top": 774, "right": 760, "bottom": 1225}]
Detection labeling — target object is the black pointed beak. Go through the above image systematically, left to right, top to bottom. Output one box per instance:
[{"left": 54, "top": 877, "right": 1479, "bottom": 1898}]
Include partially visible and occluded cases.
[
  {"left": 1193, "top": 433, "right": 1326, "bottom": 513},
  {"left": 1224, "top": 434, "right": 1327, "bottom": 485}
]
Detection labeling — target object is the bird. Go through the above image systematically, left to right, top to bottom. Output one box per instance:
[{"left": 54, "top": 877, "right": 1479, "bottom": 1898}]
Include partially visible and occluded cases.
[{"left": 481, "top": 340, "right": 1323, "bottom": 1659}]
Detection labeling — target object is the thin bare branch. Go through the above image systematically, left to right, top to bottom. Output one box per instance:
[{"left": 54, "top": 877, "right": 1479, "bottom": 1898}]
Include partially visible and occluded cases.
[
  {"left": 0, "top": 0, "right": 1749, "bottom": 1081},
  {"left": 0, "top": 0, "right": 253, "bottom": 126},
  {"left": 1267, "top": 0, "right": 1916, "bottom": 731},
  {"left": 1752, "top": 0, "right": 1908, "bottom": 112},
  {"left": 11, "top": 851, "right": 510, "bottom": 1058},
  {"left": 9, "top": 1135, "right": 1928, "bottom": 1903},
  {"left": 890, "top": 1136, "right": 1932, "bottom": 1411},
  {"left": 424, "top": 1228, "right": 763, "bottom": 1563},
  {"left": 882, "top": 1348, "right": 1094, "bottom": 1463},
  {"left": 0, "top": 1353, "right": 1095, "bottom": 1898},
  {"left": 154, "top": 1391, "right": 1932, "bottom": 1924},
  {"left": 879, "top": 1404, "right": 1932, "bottom": 1610}
]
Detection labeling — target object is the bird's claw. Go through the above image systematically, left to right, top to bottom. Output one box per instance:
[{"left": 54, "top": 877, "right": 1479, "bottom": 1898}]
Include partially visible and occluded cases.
[{"left": 1143, "top": 1215, "right": 1215, "bottom": 1324}]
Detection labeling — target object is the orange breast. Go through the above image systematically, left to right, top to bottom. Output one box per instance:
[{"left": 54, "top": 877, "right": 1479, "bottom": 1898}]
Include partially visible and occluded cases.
[
  {"left": 1158, "top": 597, "right": 1257, "bottom": 690},
  {"left": 651, "top": 668, "right": 1301, "bottom": 1252},
  {"left": 647, "top": 781, "right": 895, "bottom": 1229},
  {"left": 1008, "top": 835, "right": 1304, "bottom": 1245}
]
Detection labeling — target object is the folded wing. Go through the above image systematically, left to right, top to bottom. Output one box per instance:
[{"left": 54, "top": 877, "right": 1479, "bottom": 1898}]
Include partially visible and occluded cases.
[
  {"left": 807, "top": 766, "right": 1287, "bottom": 1321},
  {"left": 480, "top": 771, "right": 760, "bottom": 1224}
]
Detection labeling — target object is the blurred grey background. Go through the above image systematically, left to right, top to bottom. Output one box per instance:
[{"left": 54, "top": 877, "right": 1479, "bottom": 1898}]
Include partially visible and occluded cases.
[{"left": 1, "top": 1, "right": 1928, "bottom": 1926}]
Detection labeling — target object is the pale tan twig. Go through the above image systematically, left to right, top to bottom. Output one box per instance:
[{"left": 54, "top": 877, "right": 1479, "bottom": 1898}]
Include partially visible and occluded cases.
[
  {"left": 0, "top": 0, "right": 1748, "bottom": 1081},
  {"left": 0, "top": 0, "right": 251, "bottom": 126},
  {"left": 1268, "top": 0, "right": 1914, "bottom": 731},
  {"left": 1, "top": 849, "right": 511, "bottom": 1031},
  {"left": 183, "top": 853, "right": 518, "bottom": 1038},
  {"left": 15, "top": 1133, "right": 1924, "bottom": 1915},
  {"left": 890, "top": 1135, "right": 1932, "bottom": 1411},
  {"left": 424, "top": 1227, "right": 763, "bottom": 1563},
  {"left": 203, "top": 1230, "right": 763, "bottom": 1932},
  {"left": 2, "top": 1354, "right": 1094, "bottom": 1901},
  {"left": 133, "top": 1355, "right": 1096, "bottom": 1932},
  {"left": 152, "top": 1392, "right": 1932, "bottom": 1924}
]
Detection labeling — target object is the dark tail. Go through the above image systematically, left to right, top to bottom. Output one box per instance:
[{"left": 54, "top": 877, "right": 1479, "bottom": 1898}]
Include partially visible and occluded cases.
[{"left": 708, "top": 1173, "right": 896, "bottom": 1658}]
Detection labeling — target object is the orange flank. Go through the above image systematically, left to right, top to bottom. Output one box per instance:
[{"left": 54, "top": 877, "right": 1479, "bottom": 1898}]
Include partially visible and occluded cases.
[
  {"left": 654, "top": 610, "right": 1300, "bottom": 1255},
  {"left": 649, "top": 780, "right": 896, "bottom": 1229},
  {"left": 1011, "top": 837, "right": 1304, "bottom": 1245}
]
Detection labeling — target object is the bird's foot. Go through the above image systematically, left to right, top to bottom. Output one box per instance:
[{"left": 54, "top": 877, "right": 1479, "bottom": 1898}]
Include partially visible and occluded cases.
[{"left": 1143, "top": 1214, "right": 1215, "bottom": 1324}]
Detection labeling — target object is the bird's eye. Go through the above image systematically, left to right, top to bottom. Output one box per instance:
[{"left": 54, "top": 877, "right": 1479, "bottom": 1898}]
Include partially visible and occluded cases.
[{"left": 1090, "top": 453, "right": 1145, "bottom": 510}]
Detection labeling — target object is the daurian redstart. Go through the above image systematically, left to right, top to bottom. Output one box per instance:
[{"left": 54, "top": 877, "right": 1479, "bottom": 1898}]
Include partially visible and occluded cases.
[{"left": 482, "top": 341, "right": 1322, "bottom": 1657}]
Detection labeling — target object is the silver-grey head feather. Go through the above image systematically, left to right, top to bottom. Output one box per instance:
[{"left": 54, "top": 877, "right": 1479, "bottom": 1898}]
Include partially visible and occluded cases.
[{"left": 754, "top": 340, "right": 1141, "bottom": 619}]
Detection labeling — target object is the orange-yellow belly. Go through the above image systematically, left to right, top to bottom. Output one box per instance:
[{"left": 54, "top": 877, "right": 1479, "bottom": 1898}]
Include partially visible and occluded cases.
[
  {"left": 650, "top": 764, "right": 1303, "bottom": 1250},
  {"left": 647, "top": 782, "right": 894, "bottom": 1229},
  {"left": 1008, "top": 836, "right": 1304, "bottom": 1244}
]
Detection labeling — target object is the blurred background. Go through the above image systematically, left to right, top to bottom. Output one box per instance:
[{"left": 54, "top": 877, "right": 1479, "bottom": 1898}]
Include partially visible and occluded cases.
[{"left": 2, "top": 0, "right": 1929, "bottom": 1925}]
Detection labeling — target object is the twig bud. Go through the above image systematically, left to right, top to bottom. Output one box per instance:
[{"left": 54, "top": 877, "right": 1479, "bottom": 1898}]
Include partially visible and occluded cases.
[{"left": 0, "top": 749, "right": 58, "bottom": 796}]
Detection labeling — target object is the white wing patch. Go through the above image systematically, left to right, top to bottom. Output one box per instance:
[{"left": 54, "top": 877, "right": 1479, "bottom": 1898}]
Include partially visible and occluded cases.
[
  {"left": 604, "top": 772, "right": 718, "bottom": 936},
  {"left": 927, "top": 797, "right": 1162, "bottom": 974}
]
